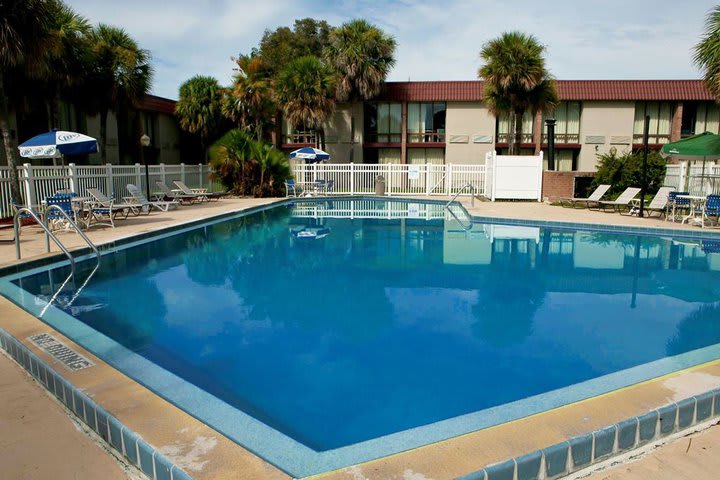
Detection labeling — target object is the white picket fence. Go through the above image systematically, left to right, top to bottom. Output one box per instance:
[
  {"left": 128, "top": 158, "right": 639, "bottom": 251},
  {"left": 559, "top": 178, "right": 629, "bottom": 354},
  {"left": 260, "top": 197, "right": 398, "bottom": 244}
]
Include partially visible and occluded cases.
[
  {"left": 291, "top": 162, "right": 487, "bottom": 197},
  {"left": 0, "top": 163, "right": 220, "bottom": 218}
]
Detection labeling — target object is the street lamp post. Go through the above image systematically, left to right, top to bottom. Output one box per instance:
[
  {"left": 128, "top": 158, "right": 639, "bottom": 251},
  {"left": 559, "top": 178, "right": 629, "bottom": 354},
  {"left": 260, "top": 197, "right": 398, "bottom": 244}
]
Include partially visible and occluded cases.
[{"left": 140, "top": 134, "right": 151, "bottom": 200}]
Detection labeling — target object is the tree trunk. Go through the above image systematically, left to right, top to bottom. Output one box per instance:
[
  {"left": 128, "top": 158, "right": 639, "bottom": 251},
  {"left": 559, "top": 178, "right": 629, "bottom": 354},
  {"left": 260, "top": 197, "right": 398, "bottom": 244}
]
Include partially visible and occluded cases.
[
  {"left": 0, "top": 73, "right": 23, "bottom": 203},
  {"left": 99, "top": 108, "right": 108, "bottom": 164},
  {"left": 513, "top": 109, "right": 524, "bottom": 156},
  {"left": 508, "top": 111, "right": 517, "bottom": 156}
]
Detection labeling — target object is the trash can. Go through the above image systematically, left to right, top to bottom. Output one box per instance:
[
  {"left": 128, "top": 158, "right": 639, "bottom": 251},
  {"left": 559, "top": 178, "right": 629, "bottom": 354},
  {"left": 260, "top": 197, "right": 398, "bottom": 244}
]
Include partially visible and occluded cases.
[{"left": 375, "top": 175, "right": 386, "bottom": 195}]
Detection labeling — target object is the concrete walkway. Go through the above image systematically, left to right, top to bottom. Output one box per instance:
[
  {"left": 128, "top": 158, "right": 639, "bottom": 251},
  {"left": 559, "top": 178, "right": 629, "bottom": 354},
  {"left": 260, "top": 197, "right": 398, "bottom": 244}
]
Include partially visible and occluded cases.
[
  {"left": 1, "top": 197, "right": 719, "bottom": 479},
  {"left": 0, "top": 348, "right": 134, "bottom": 480},
  {"left": 584, "top": 423, "right": 720, "bottom": 479}
]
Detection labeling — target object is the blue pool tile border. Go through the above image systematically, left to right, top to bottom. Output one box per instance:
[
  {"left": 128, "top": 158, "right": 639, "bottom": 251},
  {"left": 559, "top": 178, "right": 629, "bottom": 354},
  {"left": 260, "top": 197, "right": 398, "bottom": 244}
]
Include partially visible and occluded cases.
[
  {"left": 0, "top": 327, "right": 194, "bottom": 480},
  {"left": 459, "top": 387, "right": 720, "bottom": 480}
]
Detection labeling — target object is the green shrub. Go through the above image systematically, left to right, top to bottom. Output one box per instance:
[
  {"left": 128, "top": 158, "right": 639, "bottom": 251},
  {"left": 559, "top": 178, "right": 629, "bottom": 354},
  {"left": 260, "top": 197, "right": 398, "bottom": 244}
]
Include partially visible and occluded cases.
[
  {"left": 209, "top": 129, "right": 291, "bottom": 197},
  {"left": 591, "top": 150, "right": 667, "bottom": 198}
]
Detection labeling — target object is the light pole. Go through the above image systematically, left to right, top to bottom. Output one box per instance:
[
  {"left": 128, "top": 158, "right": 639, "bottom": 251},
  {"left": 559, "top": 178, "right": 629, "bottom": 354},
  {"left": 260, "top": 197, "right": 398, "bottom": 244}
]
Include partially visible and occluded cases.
[
  {"left": 545, "top": 118, "right": 556, "bottom": 171},
  {"left": 140, "top": 133, "right": 151, "bottom": 200}
]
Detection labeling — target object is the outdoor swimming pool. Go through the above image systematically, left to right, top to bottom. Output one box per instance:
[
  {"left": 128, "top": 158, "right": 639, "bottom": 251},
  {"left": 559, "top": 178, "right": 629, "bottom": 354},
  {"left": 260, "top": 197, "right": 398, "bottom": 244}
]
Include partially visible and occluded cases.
[{"left": 2, "top": 198, "right": 720, "bottom": 476}]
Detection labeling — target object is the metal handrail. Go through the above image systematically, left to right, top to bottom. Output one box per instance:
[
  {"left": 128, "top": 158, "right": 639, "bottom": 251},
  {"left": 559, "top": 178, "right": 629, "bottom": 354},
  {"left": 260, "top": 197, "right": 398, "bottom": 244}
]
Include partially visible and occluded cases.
[
  {"left": 446, "top": 182, "right": 476, "bottom": 208},
  {"left": 445, "top": 204, "right": 473, "bottom": 231},
  {"left": 14, "top": 205, "right": 101, "bottom": 273},
  {"left": 44, "top": 205, "right": 101, "bottom": 266},
  {"left": 14, "top": 207, "right": 76, "bottom": 273}
]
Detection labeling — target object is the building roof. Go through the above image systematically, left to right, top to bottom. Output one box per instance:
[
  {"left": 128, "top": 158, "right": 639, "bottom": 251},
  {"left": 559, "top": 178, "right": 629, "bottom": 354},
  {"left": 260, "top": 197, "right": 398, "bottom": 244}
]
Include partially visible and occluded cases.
[
  {"left": 137, "top": 80, "right": 716, "bottom": 114},
  {"left": 375, "top": 80, "right": 715, "bottom": 102},
  {"left": 137, "top": 95, "right": 176, "bottom": 115}
]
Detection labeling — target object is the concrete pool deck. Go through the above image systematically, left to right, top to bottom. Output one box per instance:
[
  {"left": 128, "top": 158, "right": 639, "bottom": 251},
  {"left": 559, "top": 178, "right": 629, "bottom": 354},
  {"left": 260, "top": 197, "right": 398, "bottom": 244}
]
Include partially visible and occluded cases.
[{"left": 1, "top": 196, "right": 720, "bottom": 480}]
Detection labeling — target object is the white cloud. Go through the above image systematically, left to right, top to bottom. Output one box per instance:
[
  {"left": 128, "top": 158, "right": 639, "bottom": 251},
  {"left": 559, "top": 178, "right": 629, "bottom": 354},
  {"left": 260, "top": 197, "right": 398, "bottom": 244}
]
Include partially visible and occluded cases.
[{"left": 65, "top": 0, "right": 713, "bottom": 98}]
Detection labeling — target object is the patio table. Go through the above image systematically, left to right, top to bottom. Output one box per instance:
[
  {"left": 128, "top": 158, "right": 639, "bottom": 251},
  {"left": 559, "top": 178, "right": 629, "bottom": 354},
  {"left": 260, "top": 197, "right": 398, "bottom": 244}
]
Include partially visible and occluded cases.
[{"left": 676, "top": 194, "right": 708, "bottom": 227}]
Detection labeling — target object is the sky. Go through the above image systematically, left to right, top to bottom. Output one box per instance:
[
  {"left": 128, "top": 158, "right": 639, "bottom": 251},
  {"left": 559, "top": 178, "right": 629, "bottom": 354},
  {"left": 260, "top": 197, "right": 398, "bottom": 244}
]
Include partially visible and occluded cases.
[{"left": 66, "top": 0, "right": 716, "bottom": 100}]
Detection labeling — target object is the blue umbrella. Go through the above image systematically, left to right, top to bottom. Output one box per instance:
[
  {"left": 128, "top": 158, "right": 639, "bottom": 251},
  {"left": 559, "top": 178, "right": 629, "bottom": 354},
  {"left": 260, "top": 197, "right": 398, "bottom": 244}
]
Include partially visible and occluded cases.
[
  {"left": 18, "top": 129, "right": 98, "bottom": 163},
  {"left": 289, "top": 147, "right": 330, "bottom": 163}
]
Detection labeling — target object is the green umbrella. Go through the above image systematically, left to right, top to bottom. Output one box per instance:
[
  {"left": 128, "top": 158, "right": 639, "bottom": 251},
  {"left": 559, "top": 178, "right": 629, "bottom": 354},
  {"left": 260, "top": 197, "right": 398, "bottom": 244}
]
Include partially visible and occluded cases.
[{"left": 661, "top": 132, "right": 720, "bottom": 192}]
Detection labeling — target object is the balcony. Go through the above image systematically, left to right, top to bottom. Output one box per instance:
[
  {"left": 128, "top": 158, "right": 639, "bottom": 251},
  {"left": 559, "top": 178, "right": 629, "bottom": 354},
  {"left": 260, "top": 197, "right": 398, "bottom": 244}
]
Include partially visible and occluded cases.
[
  {"left": 283, "top": 131, "right": 317, "bottom": 146},
  {"left": 407, "top": 131, "right": 446, "bottom": 144},
  {"left": 496, "top": 133, "right": 534, "bottom": 144},
  {"left": 541, "top": 133, "right": 581, "bottom": 144},
  {"left": 632, "top": 133, "right": 671, "bottom": 145}
]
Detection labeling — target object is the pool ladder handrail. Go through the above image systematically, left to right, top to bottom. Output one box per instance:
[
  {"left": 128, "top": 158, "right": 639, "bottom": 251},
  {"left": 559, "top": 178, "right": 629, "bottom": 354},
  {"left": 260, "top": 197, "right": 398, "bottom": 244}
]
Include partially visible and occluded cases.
[
  {"left": 445, "top": 182, "right": 476, "bottom": 208},
  {"left": 444, "top": 183, "right": 476, "bottom": 230},
  {"left": 14, "top": 206, "right": 101, "bottom": 274}
]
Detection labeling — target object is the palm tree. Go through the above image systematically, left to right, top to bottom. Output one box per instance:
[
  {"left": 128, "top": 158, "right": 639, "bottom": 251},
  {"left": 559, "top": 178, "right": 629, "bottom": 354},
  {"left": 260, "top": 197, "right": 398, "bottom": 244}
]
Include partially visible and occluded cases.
[
  {"left": 0, "top": 0, "right": 55, "bottom": 202},
  {"left": 45, "top": 2, "right": 91, "bottom": 128},
  {"left": 695, "top": 6, "right": 720, "bottom": 99},
  {"left": 324, "top": 19, "right": 396, "bottom": 101},
  {"left": 86, "top": 24, "right": 153, "bottom": 163},
  {"left": 478, "top": 32, "right": 558, "bottom": 155},
  {"left": 223, "top": 56, "right": 275, "bottom": 141},
  {"left": 274, "top": 56, "right": 336, "bottom": 149},
  {"left": 175, "top": 75, "right": 224, "bottom": 161},
  {"left": 209, "top": 128, "right": 256, "bottom": 193}
]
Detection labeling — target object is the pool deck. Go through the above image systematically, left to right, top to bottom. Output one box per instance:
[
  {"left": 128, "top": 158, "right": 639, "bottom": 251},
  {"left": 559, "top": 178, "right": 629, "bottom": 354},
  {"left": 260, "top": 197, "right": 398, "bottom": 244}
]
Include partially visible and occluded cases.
[{"left": 1, "top": 196, "right": 720, "bottom": 480}]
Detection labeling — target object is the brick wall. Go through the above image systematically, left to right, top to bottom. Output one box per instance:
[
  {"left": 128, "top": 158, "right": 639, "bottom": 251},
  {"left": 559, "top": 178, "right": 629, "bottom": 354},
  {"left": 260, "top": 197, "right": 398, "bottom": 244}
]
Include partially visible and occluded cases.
[{"left": 542, "top": 171, "right": 596, "bottom": 200}]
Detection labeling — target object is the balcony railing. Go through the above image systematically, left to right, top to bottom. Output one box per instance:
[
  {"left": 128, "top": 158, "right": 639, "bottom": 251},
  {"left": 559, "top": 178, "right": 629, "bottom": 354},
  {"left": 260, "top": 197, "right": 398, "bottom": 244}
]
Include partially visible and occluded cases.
[
  {"left": 407, "top": 131, "right": 446, "bottom": 143},
  {"left": 283, "top": 132, "right": 317, "bottom": 145},
  {"left": 364, "top": 133, "right": 402, "bottom": 144},
  {"left": 496, "top": 133, "right": 534, "bottom": 144},
  {"left": 541, "top": 133, "right": 581, "bottom": 144},
  {"left": 632, "top": 133, "right": 671, "bottom": 144}
]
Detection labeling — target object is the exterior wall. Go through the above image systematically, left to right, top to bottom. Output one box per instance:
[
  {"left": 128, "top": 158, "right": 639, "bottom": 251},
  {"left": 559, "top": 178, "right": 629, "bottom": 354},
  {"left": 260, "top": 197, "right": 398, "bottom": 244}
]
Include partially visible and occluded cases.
[
  {"left": 576, "top": 101, "right": 636, "bottom": 171},
  {"left": 325, "top": 102, "right": 364, "bottom": 163},
  {"left": 445, "top": 102, "right": 495, "bottom": 164},
  {"left": 85, "top": 113, "right": 120, "bottom": 164},
  {"left": 156, "top": 114, "right": 181, "bottom": 164},
  {"left": 542, "top": 171, "right": 596, "bottom": 200}
]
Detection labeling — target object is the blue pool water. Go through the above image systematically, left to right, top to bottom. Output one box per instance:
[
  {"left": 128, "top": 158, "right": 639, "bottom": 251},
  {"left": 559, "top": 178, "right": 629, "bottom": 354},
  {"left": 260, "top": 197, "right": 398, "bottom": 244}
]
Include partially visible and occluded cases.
[{"left": 4, "top": 199, "right": 720, "bottom": 471}]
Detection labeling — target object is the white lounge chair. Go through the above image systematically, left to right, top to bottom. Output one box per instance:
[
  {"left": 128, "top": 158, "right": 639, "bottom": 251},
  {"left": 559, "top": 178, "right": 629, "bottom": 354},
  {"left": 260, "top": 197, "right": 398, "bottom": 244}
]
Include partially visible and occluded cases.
[
  {"left": 155, "top": 181, "right": 198, "bottom": 204},
  {"left": 173, "top": 181, "right": 225, "bottom": 202},
  {"left": 126, "top": 184, "right": 178, "bottom": 212},
  {"left": 559, "top": 184, "right": 611, "bottom": 208},
  {"left": 630, "top": 186, "right": 675, "bottom": 218},
  {"left": 596, "top": 187, "right": 642, "bottom": 214},
  {"left": 86, "top": 188, "right": 138, "bottom": 228}
]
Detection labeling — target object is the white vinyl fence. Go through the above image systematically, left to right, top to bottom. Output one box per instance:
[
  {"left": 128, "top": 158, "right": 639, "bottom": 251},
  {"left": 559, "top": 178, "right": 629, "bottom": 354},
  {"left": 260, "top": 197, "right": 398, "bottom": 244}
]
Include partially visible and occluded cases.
[
  {"left": 485, "top": 151, "right": 544, "bottom": 201},
  {"left": 291, "top": 162, "right": 487, "bottom": 197},
  {"left": 664, "top": 162, "right": 720, "bottom": 195},
  {"left": 0, "top": 163, "right": 220, "bottom": 218}
]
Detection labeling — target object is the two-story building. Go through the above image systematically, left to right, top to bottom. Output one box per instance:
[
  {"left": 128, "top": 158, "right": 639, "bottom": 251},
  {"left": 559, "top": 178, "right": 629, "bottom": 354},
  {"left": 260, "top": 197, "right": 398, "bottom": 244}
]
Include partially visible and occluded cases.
[{"left": 281, "top": 80, "right": 717, "bottom": 174}]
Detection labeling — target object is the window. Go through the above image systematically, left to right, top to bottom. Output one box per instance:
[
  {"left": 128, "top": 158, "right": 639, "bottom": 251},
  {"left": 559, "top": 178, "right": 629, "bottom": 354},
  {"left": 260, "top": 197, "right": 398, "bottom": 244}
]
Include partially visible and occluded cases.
[
  {"left": 364, "top": 102, "right": 401, "bottom": 143},
  {"left": 407, "top": 102, "right": 446, "bottom": 142},
  {"left": 542, "top": 102, "right": 581, "bottom": 143},
  {"left": 633, "top": 102, "right": 673, "bottom": 144},
  {"left": 694, "top": 102, "right": 720, "bottom": 135},
  {"left": 496, "top": 111, "right": 534, "bottom": 144},
  {"left": 282, "top": 118, "right": 316, "bottom": 144},
  {"left": 378, "top": 148, "right": 402, "bottom": 164},
  {"left": 407, "top": 148, "right": 445, "bottom": 164},
  {"left": 542, "top": 150, "right": 575, "bottom": 172}
]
